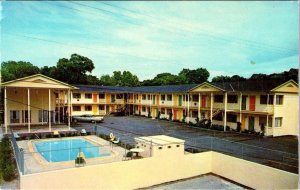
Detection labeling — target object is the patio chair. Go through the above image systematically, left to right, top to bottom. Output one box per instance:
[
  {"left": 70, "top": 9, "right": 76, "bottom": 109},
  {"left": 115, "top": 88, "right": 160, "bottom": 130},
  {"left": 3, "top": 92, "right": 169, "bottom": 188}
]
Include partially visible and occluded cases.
[
  {"left": 81, "top": 129, "right": 87, "bottom": 136},
  {"left": 53, "top": 130, "right": 60, "bottom": 138},
  {"left": 109, "top": 133, "right": 115, "bottom": 141},
  {"left": 112, "top": 137, "right": 120, "bottom": 144},
  {"left": 123, "top": 151, "right": 133, "bottom": 161}
]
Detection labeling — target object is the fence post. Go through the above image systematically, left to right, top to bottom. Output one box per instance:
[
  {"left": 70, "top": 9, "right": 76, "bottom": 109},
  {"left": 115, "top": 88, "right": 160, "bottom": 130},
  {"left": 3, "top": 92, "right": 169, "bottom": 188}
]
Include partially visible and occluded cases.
[{"left": 20, "top": 148, "right": 24, "bottom": 175}]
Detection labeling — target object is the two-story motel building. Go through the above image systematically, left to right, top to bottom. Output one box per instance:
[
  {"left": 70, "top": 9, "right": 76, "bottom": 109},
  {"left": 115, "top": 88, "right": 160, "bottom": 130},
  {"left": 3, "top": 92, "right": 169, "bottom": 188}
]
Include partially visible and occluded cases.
[{"left": 2, "top": 74, "right": 298, "bottom": 137}]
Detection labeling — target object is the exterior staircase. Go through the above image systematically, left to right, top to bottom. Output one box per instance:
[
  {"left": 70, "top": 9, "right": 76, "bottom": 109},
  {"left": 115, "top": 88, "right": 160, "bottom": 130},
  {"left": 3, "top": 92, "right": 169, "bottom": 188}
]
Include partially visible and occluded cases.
[{"left": 208, "top": 108, "right": 221, "bottom": 119}]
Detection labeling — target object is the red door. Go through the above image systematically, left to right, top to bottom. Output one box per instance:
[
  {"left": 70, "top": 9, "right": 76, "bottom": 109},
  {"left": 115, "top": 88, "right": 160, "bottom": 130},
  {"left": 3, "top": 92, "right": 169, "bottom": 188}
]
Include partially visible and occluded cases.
[
  {"left": 93, "top": 94, "right": 97, "bottom": 103},
  {"left": 201, "top": 96, "right": 206, "bottom": 108},
  {"left": 249, "top": 96, "right": 256, "bottom": 111},
  {"left": 173, "top": 110, "right": 177, "bottom": 120}
]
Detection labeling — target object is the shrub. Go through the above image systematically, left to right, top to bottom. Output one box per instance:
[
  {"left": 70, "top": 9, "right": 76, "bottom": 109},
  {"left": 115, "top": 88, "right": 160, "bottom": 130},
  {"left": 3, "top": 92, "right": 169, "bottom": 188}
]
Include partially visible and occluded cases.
[
  {"left": 86, "top": 132, "right": 91, "bottom": 136},
  {"left": 60, "top": 133, "right": 66, "bottom": 137},
  {"left": 45, "top": 134, "right": 52, "bottom": 138},
  {"left": 3, "top": 164, "right": 15, "bottom": 181}
]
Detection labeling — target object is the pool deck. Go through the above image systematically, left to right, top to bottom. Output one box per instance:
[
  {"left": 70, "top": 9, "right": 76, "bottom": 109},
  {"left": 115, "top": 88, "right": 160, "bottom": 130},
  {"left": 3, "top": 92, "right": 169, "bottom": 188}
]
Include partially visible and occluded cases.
[{"left": 17, "top": 135, "right": 128, "bottom": 174}]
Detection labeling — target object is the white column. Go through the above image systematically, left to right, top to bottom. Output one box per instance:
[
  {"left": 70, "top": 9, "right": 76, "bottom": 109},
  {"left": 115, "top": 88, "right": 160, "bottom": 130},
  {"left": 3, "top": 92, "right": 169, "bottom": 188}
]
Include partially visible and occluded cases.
[
  {"left": 4, "top": 87, "right": 7, "bottom": 134},
  {"left": 28, "top": 88, "right": 30, "bottom": 133},
  {"left": 49, "top": 89, "right": 51, "bottom": 132},
  {"left": 68, "top": 89, "right": 71, "bottom": 130},
  {"left": 58, "top": 91, "right": 60, "bottom": 124},
  {"left": 224, "top": 92, "right": 228, "bottom": 131},
  {"left": 239, "top": 92, "right": 242, "bottom": 122},
  {"left": 104, "top": 93, "right": 107, "bottom": 114},
  {"left": 184, "top": 93, "right": 187, "bottom": 117},
  {"left": 187, "top": 93, "right": 190, "bottom": 123},
  {"left": 198, "top": 93, "right": 201, "bottom": 119},
  {"left": 210, "top": 93, "right": 213, "bottom": 122},
  {"left": 266, "top": 94, "right": 269, "bottom": 135}
]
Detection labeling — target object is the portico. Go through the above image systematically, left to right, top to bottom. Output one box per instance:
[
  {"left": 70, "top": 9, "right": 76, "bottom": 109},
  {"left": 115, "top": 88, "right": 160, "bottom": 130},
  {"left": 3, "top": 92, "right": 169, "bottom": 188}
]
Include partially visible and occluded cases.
[{"left": 1, "top": 74, "right": 77, "bottom": 133}]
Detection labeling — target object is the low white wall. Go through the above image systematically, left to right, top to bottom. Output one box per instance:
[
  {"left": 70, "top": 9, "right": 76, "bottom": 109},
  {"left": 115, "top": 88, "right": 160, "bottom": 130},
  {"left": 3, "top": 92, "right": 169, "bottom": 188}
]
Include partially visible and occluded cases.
[
  {"left": 20, "top": 151, "right": 298, "bottom": 190},
  {"left": 20, "top": 152, "right": 212, "bottom": 190},
  {"left": 212, "top": 152, "right": 298, "bottom": 189}
]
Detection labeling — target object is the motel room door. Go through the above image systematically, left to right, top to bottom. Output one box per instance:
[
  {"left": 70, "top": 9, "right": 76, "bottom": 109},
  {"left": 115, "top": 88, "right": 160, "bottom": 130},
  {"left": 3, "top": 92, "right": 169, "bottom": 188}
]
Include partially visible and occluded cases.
[
  {"left": 178, "top": 95, "right": 182, "bottom": 106},
  {"left": 201, "top": 96, "right": 206, "bottom": 108},
  {"left": 242, "top": 96, "right": 247, "bottom": 110},
  {"left": 249, "top": 96, "right": 256, "bottom": 111},
  {"left": 173, "top": 110, "right": 177, "bottom": 120},
  {"left": 248, "top": 116, "right": 255, "bottom": 131}
]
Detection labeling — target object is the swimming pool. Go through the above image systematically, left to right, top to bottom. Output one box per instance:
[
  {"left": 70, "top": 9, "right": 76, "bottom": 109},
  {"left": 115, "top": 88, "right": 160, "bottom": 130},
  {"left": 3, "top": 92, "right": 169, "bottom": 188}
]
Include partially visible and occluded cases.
[{"left": 33, "top": 138, "right": 110, "bottom": 162}]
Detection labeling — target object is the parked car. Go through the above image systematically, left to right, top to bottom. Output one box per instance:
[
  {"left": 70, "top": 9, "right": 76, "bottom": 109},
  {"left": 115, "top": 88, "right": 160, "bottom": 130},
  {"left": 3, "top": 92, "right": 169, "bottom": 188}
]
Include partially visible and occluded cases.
[{"left": 72, "top": 114, "right": 104, "bottom": 123}]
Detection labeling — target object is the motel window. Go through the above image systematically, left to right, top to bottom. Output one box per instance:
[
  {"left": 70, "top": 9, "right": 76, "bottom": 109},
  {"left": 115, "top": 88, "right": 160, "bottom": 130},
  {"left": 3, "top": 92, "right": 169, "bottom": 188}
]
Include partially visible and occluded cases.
[
  {"left": 73, "top": 93, "right": 81, "bottom": 99},
  {"left": 85, "top": 93, "right": 92, "bottom": 99},
  {"left": 99, "top": 94, "right": 105, "bottom": 99},
  {"left": 116, "top": 94, "right": 123, "bottom": 99},
  {"left": 142, "top": 94, "right": 146, "bottom": 100},
  {"left": 111, "top": 95, "right": 116, "bottom": 102},
  {"left": 136, "top": 95, "right": 138, "bottom": 100},
  {"left": 147, "top": 95, "right": 151, "bottom": 100},
  {"left": 161, "top": 95, "right": 166, "bottom": 101},
  {"left": 167, "top": 95, "right": 172, "bottom": 101},
  {"left": 192, "top": 95, "right": 199, "bottom": 102},
  {"left": 214, "top": 95, "right": 224, "bottom": 103},
  {"left": 228, "top": 95, "right": 238, "bottom": 104},
  {"left": 260, "top": 95, "right": 274, "bottom": 105},
  {"left": 276, "top": 95, "right": 284, "bottom": 105},
  {"left": 85, "top": 105, "right": 92, "bottom": 111},
  {"left": 99, "top": 105, "right": 105, "bottom": 110},
  {"left": 73, "top": 106, "right": 81, "bottom": 111},
  {"left": 142, "top": 107, "right": 146, "bottom": 112},
  {"left": 161, "top": 109, "right": 166, "bottom": 114},
  {"left": 167, "top": 109, "right": 172, "bottom": 114},
  {"left": 22, "top": 110, "right": 32, "bottom": 123},
  {"left": 38, "top": 110, "right": 48, "bottom": 123},
  {"left": 10, "top": 111, "right": 20, "bottom": 123},
  {"left": 192, "top": 111, "right": 198, "bottom": 118},
  {"left": 214, "top": 113, "right": 223, "bottom": 121},
  {"left": 227, "top": 114, "right": 237, "bottom": 122},
  {"left": 259, "top": 116, "right": 272, "bottom": 127},
  {"left": 275, "top": 117, "right": 283, "bottom": 127}
]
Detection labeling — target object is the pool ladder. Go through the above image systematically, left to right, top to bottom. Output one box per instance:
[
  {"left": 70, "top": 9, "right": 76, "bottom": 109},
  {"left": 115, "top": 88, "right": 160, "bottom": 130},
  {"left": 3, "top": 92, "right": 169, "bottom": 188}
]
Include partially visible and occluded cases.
[{"left": 35, "top": 134, "right": 40, "bottom": 139}]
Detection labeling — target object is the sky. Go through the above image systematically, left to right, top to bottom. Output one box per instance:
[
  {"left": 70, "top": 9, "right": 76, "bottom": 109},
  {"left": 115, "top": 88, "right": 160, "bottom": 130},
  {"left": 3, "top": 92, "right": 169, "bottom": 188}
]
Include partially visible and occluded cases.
[{"left": 1, "top": 1, "right": 299, "bottom": 81}]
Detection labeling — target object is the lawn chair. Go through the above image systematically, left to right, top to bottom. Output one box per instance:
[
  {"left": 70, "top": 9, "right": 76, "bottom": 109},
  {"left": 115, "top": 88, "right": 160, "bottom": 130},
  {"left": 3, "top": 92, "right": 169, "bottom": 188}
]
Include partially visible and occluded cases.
[
  {"left": 81, "top": 129, "right": 87, "bottom": 136},
  {"left": 112, "top": 137, "right": 120, "bottom": 144},
  {"left": 123, "top": 151, "right": 133, "bottom": 161}
]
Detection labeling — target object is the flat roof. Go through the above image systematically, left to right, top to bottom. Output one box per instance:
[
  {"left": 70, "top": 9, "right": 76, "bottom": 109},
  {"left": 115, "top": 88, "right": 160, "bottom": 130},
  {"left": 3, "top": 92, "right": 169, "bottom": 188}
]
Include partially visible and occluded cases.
[{"left": 135, "top": 135, "right": 185, "bottom": 145}]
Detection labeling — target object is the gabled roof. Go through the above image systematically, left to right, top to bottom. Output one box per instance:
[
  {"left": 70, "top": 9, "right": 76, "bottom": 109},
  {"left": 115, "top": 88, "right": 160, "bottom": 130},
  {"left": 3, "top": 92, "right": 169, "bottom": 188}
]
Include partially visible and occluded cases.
[
  {"left": 1, "top": 74, "right": 78, "bottom": 89},
  {"left": 74, "top": 79, "right": 298, "bottom": 93},
  {"left": 212, "top": 79, "right": 298, "bottom": 92}
]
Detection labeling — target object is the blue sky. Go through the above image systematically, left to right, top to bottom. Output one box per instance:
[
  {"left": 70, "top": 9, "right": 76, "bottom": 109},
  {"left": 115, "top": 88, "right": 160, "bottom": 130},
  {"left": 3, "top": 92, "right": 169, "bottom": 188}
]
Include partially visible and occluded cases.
[{"left": 1, "top": 1, "right": 298, "bottom": 80}]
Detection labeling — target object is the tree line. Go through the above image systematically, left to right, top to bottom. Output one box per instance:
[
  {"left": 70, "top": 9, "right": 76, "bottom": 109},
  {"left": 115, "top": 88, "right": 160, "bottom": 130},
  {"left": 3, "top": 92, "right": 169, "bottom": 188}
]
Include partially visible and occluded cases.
[{"left": 1, "top": 53, "right": 298, "bottom": 86}]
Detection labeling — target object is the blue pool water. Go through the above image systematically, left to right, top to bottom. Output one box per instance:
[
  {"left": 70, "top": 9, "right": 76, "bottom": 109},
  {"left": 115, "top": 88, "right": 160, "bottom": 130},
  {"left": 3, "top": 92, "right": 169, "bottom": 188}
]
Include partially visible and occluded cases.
[{"left": 33, "top": 138, "right": 110, "bottom": 162}]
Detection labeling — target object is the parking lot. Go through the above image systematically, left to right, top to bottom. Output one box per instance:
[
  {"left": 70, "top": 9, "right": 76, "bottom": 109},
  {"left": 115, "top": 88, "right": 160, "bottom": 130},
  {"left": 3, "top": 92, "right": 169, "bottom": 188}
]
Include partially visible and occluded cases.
[{"left": 74, "top": 115, "right": 298, "bottom": 173}]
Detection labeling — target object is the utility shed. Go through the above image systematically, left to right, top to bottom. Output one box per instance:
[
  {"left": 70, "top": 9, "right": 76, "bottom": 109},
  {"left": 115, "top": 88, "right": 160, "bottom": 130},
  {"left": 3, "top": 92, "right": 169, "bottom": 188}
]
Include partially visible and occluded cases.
[{"left": 134, "top": 135, "right": 185, "bottom": 158}]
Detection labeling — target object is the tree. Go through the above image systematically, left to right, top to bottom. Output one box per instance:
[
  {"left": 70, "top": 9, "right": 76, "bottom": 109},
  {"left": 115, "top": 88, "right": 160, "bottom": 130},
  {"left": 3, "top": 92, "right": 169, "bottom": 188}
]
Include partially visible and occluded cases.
[
  {"left": 54, "top": 54, "right": 95, "bottom": 84},
  {"left": 1, "top": 61, "right": 40, "bottom": 82},
  {"left": 179, "top": 68, "right": 209, "bottom": 84},
  {"left": 99, "top": 71, "right": 140, "bottom": 87},
  {"left": 99, "top": 74, "right": 113, "bottom": 86},
  {"left": 211, "top": 75, "right": 231, "bottom": 83}
]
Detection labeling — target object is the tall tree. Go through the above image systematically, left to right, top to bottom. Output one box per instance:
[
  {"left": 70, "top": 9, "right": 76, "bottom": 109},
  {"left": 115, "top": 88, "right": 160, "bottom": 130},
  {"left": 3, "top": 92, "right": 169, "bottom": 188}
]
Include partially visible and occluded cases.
[
  {"left": 54, "top": 54, "right": 95, "bottom": 84},
  {"left": 1, "top": 61, "right": 40, "bottom": 82},
  {"left": 179, "top": 68, "right": 210, "bottom": 84},
  {"left": 99, "top": 71, "right": 140, "bottom": 87}
]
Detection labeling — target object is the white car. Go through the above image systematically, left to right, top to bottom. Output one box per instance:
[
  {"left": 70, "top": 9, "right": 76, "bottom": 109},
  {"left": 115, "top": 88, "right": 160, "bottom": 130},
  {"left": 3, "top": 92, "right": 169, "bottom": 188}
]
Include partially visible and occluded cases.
[{"left": 72, "top": 114, "right": 104, "bottom": 123}]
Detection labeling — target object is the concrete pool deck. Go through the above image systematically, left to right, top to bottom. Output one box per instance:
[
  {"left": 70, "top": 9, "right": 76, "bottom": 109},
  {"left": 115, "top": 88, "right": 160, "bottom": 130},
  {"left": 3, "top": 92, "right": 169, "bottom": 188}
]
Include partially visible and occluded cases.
[{"left": 17, "top": 135, "right": 128, "bottom": 174}]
